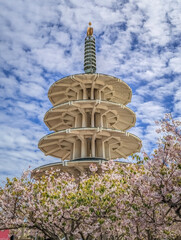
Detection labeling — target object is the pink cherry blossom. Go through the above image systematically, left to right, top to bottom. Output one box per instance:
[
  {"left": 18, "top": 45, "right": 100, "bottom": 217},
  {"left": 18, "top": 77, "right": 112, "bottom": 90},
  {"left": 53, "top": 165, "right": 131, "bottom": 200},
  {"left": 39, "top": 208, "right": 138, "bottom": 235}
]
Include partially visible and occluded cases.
[{"left": 0, "top": 114, "right": 180, "bottom": 239}]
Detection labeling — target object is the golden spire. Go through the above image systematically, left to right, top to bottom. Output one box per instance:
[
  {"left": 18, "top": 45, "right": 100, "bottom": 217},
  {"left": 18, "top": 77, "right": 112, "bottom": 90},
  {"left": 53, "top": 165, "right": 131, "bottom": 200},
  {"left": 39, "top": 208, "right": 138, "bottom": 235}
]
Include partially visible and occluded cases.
[{"left": 87, "top": 22, "right": 93, "bottom": 36}]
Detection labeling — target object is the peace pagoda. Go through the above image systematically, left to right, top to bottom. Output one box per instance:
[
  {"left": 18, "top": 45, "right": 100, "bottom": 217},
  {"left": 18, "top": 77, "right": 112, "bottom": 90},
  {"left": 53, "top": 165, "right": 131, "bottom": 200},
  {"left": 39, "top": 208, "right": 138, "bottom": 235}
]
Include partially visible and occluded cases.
[{"left": 33, "top": 23, "right": 142, "bottom": 177}]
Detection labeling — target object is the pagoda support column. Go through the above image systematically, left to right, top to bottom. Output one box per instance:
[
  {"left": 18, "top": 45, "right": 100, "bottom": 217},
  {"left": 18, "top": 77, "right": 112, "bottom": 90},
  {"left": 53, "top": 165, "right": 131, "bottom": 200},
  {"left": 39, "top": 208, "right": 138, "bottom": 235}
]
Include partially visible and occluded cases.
[
  {"left": 91, "top": 82, "right": 96, "bottom": 99},
  {"left": 98, "top": 90, "right": 101, "bottom": 100},
  {"left": 91, "top": 107, "right": 95, "bottom": 127},
  {"left": 82, "top": 112, "right": 86, "bottom": 127},
  {"left": 75, "top": 115, "right": 78, "bottom": 128},
  {"left": 91, "top": 135, "right": 96, "bottom": 157},
  {"left": 81, "top": 138, "right": 86, "bottom": 158},
  {"left": 102, "top": 141, "right": 105, "bottom": 159},
  {"left": 72, "top": 142, "right": 76, "bottom": 159}
]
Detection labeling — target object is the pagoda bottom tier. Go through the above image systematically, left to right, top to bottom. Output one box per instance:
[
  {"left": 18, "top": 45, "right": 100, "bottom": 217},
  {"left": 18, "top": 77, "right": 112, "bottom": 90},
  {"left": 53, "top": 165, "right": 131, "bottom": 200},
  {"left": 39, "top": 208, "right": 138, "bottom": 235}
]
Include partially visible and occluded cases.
[
  {"left": 39, "top": 128, "right": 142, "bottom": 160},
  {"left": 32, "top": 158, "right": 129, "bottom": 179}
]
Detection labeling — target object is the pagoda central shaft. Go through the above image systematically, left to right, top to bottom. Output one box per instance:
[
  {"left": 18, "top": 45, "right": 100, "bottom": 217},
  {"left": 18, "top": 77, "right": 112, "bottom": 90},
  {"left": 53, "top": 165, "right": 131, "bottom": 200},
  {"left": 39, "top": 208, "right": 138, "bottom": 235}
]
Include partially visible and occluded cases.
[{"left": 84, "top": 22, "right": 96, "bottom": 74}]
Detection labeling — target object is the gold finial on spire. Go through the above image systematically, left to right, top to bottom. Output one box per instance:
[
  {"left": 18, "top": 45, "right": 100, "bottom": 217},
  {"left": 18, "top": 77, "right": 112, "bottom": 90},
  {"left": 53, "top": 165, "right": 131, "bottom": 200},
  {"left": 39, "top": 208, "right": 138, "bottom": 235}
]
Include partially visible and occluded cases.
[{"left": 87, "top": 22, "right": 93, "bottom": 36}]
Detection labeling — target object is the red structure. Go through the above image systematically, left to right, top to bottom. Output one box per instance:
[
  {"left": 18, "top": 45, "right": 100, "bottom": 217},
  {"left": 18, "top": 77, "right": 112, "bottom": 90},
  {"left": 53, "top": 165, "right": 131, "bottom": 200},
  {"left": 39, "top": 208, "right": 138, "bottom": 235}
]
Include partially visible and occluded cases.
[{"left": 0, "top": 230, "right": 9, "bottom": 240}]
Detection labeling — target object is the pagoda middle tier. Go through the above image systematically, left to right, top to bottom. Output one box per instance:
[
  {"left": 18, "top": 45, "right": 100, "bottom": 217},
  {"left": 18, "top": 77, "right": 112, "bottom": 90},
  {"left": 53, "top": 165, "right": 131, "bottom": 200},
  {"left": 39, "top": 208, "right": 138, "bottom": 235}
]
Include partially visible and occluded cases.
[{"left": 38, "top": 73, "right": 142, "bottom": 161}]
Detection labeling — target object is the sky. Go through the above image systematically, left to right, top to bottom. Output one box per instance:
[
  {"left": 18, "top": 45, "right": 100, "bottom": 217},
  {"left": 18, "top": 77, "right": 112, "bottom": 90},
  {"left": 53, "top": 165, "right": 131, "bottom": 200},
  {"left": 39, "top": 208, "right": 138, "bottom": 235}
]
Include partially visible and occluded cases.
[{"left": 0, "top": 0, "right": 181, "bottom": 182}]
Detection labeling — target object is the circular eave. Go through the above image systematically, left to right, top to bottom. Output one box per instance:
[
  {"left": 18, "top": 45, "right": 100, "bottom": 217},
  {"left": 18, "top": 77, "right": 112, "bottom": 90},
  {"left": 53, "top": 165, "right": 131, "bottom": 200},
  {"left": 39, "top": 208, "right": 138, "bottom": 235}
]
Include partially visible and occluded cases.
[
  {"left": 48, "top": 73, "right": 132, "bottom": 106},
  {"left": 44, "top": 100, "right": 136, "bottom": 131},
  {"left": 38, "top": 128, "right": 142, "bottom": 160},
  {"left": 31, "top": 159, "right": 129, "bottom": 179},
  {"left": 32, "top": 160, "right": 106, "bottom": 179}
]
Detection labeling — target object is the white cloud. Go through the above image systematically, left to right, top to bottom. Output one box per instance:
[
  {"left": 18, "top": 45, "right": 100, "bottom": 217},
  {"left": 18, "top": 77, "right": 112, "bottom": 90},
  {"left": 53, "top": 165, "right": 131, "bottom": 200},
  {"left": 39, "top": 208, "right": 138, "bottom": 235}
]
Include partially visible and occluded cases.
[
  {"left": 169, "top": 56, "right": 181, "bottom": 73},
  {"left": 20, "top": 82, "right": 46, "bottom": 99},
  {"left": 174, "top": 88, "right": 181, "bottom": 102},
  {"left": 174, "top": 88, "right": 181, "bottom": 114}
]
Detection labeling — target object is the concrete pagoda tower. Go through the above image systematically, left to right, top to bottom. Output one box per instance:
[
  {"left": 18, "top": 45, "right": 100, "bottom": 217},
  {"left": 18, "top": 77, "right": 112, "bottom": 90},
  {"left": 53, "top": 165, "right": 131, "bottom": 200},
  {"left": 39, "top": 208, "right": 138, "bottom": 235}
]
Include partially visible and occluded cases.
[{"left": 34, "top": 23, "right": 142, "bottom": 177}]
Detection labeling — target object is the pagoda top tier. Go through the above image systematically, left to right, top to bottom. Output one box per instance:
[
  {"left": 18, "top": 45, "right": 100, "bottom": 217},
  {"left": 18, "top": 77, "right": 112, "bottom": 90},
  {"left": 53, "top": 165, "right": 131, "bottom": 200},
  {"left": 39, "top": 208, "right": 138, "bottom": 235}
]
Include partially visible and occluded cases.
[{"left": 48, "top": 73, "right": 132, "bottom": 106}]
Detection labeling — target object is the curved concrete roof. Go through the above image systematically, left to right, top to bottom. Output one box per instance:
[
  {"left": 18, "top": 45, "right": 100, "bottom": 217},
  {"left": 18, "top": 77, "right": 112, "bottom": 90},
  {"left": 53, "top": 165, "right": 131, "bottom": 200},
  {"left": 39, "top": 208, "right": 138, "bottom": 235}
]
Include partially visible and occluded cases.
[
  {"left": 48, "top": 73, "right": 132, "bottom": 106},
  {"left": 44, "top": 100, "right": 136, "bottom": 131},
  {"left": 38, "top": 127, "right": 142, "bottom": 160},
  {"left": 32, "top": 159, "right": 129, "bottom": 179}
]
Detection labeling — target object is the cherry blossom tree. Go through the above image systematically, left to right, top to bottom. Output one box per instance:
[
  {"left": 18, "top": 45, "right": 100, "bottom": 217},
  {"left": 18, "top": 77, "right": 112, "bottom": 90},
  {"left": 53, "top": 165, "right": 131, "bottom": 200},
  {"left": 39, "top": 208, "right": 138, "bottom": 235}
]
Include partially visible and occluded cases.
[{"left": 0, "top": 114, "right": 180, "bottom": 240}]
